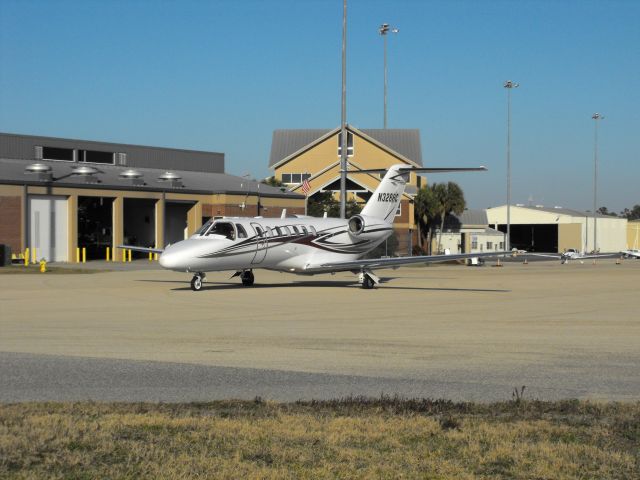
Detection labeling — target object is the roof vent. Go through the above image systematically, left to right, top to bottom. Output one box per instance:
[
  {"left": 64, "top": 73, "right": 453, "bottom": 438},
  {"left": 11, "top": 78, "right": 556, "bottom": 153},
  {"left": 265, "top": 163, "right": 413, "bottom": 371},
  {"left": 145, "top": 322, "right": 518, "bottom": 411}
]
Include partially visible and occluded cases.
[
  {"left": 24, "top": 163, "right": 53, "bottom": 181},
  {"left": 71, "top": 165, "right": 102, "bottom": 183},
  {"left": 119, "top": 169, "right": 145, "bottom": 186},
  {"left": 158, "top": 171, "right": 183, "bottom": 188},
  {"left": 515, "top": 203, "right": 524, "bottom": 207},
  {"left": 535, "top": 204, "right": 544, "bottom": 208},
  {"left": 554, "top": 206, "right": 562, "bottom": 209}
]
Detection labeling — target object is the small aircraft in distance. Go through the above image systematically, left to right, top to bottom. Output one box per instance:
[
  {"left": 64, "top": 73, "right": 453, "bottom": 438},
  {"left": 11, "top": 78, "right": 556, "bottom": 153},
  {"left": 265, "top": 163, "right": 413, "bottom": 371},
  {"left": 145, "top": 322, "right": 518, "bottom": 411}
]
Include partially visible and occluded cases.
[
  {"left": 121, "top": 164, "right": 510, "bottom": 290},
  {"left": 529, "top": 248, "right": 618, "bottom": 264},
  {"left": 621, "top": 249, "right": 640, "bottom": 259}
]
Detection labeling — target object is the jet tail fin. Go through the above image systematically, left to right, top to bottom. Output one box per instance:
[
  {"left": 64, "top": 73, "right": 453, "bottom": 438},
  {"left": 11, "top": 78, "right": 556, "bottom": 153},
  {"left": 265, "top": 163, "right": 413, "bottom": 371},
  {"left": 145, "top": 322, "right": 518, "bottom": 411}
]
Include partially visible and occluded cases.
[{"left": 356, "top": 164, "right": 487, "bottom": 222}]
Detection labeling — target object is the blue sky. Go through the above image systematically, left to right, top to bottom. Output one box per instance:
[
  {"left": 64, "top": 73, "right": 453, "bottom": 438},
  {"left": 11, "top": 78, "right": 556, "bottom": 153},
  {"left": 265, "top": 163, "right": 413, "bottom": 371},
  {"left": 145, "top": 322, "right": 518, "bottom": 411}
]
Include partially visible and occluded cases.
[{"left": 1, "top": 0, "right": 638, "bottom": 212}]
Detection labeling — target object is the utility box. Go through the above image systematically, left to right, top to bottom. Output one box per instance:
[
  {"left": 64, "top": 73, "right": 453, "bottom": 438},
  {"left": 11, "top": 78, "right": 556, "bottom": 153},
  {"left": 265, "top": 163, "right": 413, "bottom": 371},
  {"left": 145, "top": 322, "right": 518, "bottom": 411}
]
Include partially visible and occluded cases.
[{"left": 0, "top": 244, "right": 11, "bottom": 267}]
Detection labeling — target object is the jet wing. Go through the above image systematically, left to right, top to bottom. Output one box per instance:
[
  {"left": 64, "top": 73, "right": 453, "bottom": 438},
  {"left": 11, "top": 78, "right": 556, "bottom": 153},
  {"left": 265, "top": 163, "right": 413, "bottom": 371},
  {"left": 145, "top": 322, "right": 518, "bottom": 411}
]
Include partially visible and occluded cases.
[
  {"left": 117, "top": 245, "right": 164, "bottom": 254},
  {"left": 315, "top": 251, "right": 511, "bottom": 272}
]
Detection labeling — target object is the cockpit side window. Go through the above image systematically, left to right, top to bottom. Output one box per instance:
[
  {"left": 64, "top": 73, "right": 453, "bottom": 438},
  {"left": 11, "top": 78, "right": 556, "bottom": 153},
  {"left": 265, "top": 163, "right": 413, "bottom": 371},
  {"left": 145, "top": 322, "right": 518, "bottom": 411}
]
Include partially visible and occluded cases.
[
  {"left": 206, "top": 221, "right": 236, "bottom": 240},
  {"left": 236, "top": 224, "right": 248, "bottom": 238},
  {"left": 308, "top": 225, "right": 317, "bottom": 235},
  {"left": 271, "top": 227, "right": 279, "bottom": 237}
]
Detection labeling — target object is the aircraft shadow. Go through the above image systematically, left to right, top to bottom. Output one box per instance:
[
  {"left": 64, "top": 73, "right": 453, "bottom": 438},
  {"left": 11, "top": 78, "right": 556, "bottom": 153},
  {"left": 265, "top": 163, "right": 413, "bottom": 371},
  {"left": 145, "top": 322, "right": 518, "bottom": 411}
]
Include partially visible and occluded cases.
[
  {"left": 137, "top": 278, "right": 509, "bottom": 293},
  {"left": 163, "top": 281, "right": 510, "bottom": 293}
]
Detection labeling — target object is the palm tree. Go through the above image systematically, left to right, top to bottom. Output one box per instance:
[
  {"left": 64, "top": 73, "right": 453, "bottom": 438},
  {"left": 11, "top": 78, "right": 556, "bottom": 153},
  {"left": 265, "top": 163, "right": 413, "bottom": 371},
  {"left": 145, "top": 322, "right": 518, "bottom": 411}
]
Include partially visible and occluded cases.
[
  {"left": 415, "top": 182, "right": 466, "bottom": 254},
  {"left": 433, "top": 182, "right": 466, "bottom": 253},
  {"left": 414, "top": 186, "right": 438, "bottom": 253}
]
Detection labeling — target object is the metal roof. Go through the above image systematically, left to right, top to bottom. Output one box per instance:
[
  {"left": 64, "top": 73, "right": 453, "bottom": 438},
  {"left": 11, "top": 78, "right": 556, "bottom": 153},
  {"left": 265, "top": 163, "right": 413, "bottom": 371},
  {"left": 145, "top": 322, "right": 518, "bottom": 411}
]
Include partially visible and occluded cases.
[
  {"left": 269, "top": 126, "right": 422, "bottom": 167},
  {"left": 0, "top": 132, "right": 225, "bottom": 174},
  {"left": 0, "top": 157, "right": 302, "bottom": 199},
  {"left": 514, "top": 204, "right": 617, "bottom": 219},
  {"left": 443, "top": 209, "right": 488, "bottom": 228}
]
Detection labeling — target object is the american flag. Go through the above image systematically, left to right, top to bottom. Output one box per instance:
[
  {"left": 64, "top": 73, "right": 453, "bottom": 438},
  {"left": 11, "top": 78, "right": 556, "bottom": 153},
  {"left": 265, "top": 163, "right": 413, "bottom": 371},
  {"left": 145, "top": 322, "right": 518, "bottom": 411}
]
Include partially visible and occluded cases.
[{"left": 301, "top": 178, "right": 311, "bottom": 195}]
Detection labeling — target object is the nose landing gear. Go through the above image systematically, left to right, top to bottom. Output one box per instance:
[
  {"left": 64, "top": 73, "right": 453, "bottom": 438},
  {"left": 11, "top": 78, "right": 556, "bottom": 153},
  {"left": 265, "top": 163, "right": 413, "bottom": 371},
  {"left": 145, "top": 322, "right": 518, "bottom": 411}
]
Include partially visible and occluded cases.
[{"left": 190, "top": 272, "right": 205, "bottom": 291}]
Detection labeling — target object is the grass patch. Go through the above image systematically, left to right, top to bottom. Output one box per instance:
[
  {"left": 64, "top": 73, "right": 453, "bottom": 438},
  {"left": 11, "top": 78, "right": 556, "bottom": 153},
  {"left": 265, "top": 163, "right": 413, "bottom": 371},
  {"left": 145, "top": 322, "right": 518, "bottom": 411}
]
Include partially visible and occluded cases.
[
  {"left": 0, "top": 265, "right": 103, "bottom": 274},
  {"left": 0, "top": 397, "right": 638, "bottom": 479}
]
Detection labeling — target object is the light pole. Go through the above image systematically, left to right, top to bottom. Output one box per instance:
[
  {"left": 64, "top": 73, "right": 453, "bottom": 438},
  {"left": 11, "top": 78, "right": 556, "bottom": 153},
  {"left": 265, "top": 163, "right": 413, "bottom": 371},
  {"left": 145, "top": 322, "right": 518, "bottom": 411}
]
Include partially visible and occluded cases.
[
  {"left": 339, "top": 0, "right": 348, "bottom": 219},
  {"left": 379, "top": 23, "right": 399, "bottom": 129},
  {"left": 504, "top": 80, "right": 519, "bottom": 251},
  {"left": 592, "top": 112, "right": 604, "bottom": 253}
]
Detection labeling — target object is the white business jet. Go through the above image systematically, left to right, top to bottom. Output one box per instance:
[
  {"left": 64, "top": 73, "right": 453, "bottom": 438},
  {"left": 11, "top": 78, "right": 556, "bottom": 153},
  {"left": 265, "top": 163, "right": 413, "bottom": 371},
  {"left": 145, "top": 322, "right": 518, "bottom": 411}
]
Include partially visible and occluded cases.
[
  {"left": 121, "top": 164, "right": 509, "bottom": 290},
  {"left": 529, "top": 248, "right": 617, "bottom": 264},
  {"left": 621, "top": 249, "right": 640, "bottom": 259}
]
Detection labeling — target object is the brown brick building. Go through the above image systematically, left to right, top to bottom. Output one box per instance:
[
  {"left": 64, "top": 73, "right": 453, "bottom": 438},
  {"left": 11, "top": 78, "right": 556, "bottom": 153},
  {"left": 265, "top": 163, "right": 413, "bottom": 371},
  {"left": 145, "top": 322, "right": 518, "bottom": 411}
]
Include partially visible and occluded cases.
[{"left": 0, "top": 133, "right": 304, "bottom": 261}]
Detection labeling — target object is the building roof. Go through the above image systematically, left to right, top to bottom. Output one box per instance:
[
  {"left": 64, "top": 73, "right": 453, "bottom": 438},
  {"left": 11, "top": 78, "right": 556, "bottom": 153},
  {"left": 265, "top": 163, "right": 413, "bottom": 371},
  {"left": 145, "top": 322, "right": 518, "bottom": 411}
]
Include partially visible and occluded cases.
[
  {"left": 269, "top": 126, "right": 422, "bottom": 168},
  {"left": 0, "top": 132, "right": 225, "bottom": 174},
  {"left": 0, "top": 158, "right": 302, "bottom": 199},
  {"left": 512, "top": 204, "right": 617, "bottom": 219},
  {"left": 443, "top": 209, "right": 488, "bottom": 229}
]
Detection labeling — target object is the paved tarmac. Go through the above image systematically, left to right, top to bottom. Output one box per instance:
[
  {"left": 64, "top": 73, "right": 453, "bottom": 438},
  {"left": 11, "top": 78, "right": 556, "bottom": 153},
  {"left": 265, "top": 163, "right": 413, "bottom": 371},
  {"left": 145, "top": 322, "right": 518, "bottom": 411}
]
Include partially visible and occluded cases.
[{"left": 1, "top": 260, "right": 638, "bottom": 402}]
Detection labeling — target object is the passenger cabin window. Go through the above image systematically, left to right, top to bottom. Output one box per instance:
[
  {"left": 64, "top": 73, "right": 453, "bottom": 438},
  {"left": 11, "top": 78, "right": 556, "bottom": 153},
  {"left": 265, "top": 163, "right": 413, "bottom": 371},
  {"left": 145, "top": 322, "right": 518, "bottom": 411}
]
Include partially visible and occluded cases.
[
  {"left": 206, "top": 222, "right": 236, "bottom": 240},
  {"left": 236, "top": 224, "right": 248, "bottom": 238},
  {"left": 308, "top": 225, "right": 317, "bottom": 235},
  {"left": 280, "top": 226, "right": 291, "bottom": 236},
  {"left": 291, "top": 226, "right": 300, "bottom": 235},
  {"left": 300, "top": 226, "right": 308, "bottom": 235},
  {"left": 271, "top": 227, "right": 279, "bottom": 237}
]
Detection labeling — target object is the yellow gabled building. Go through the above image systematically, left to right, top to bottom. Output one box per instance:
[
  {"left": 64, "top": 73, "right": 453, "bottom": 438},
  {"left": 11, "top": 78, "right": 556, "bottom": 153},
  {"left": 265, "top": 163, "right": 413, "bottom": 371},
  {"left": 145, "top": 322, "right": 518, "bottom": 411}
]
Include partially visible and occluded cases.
[{"left": 269, "top": 125, "right": 423, "bottom": 254}]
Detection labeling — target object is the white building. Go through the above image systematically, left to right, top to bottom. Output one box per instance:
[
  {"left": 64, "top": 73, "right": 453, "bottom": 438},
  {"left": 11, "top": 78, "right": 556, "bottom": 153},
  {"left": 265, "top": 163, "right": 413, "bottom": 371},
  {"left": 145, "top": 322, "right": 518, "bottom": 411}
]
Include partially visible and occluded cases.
[
  {"left": 486, "top": 205, "right": 627, "bottom": 253},
  {"left": 434, "top": 209, "right": 505, "bottom": 254}
]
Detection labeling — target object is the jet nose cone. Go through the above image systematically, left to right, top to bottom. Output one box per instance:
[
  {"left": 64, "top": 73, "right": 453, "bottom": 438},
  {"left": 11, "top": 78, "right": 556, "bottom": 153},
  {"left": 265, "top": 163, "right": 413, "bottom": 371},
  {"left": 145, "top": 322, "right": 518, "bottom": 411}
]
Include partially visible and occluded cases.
[
  {"left": 159, "top": 245, "right": 180, "bottom": 270},
  {"left": 158, "top": 252, "right": 172, "bottom": 269}
]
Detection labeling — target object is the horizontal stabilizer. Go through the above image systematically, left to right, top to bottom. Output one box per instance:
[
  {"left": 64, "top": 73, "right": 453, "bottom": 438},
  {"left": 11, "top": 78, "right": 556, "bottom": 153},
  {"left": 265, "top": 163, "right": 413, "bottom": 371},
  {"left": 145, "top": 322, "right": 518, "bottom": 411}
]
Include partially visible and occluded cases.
[{"left": 346, "top": 166, "right": 487, "bottom": 174}]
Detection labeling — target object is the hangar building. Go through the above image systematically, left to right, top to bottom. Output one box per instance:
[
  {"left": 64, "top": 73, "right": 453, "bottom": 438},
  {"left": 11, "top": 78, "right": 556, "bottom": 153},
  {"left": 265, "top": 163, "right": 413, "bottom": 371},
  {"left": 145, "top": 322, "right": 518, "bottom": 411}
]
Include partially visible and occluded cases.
[
  {"left": 0, "top": 132, "right": 304, "bottom": 262},
  {"left": 486, "top": 204, "right": 627, "bottom": 253}
]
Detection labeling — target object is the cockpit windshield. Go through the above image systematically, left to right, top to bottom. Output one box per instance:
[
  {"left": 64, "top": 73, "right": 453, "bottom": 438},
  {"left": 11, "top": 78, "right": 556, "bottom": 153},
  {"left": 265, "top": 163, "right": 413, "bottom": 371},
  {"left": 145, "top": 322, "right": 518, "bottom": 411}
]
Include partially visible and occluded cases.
[
  {"left": 196, "top": 218, "right": 215, "bottom": 236},
  {"left": 205, "top": 221, "right": 236, "bottom": 240}
]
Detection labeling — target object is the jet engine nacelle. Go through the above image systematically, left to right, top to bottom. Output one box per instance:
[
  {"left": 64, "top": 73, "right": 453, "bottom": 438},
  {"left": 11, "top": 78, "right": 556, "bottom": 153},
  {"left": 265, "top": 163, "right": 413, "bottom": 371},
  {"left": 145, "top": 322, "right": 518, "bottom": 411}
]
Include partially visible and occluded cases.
[
  {"left": 347, "top": 214, "right": 382, "bottom": 236},
  {"left": 347, "top": 215, "right": 365, "bottom": 235}
]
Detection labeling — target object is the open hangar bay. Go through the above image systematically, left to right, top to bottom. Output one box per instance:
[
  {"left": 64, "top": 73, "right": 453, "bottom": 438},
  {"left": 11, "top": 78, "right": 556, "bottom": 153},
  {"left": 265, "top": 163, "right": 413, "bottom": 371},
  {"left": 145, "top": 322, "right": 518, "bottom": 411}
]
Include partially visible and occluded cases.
[{"left": 0, "top": 260, "right": 638, "bottom": 403}]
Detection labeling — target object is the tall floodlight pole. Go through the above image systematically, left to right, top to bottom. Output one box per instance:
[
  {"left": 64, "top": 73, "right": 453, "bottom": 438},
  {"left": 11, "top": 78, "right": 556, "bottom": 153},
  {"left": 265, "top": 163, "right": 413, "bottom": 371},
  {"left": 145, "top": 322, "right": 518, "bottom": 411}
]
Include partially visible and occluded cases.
[
  {"left": 339, "top": 0, "right": 348, "bottom": 218},
  {"left": 379, "top": 23, "right": 399, "bottom": 129},
  {"left": 504, "top": 80, "right": 519, "bottom": 251},
  {"left": 592, "top": 113, "right": 604, "bottom": 252}
]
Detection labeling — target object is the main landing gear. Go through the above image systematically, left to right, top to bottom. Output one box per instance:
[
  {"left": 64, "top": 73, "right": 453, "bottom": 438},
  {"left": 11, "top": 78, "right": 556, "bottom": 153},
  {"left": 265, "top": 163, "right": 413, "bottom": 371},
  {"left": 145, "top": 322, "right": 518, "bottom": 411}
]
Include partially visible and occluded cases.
[
  {"left": 240, "top": 270, "right": 254, "bottom": 287},
  {"left": 358, "top": 270, "right": 380, "bottom": 290},
  {"left": 190, "top": 272, "right": 205, "bottom": 291}
]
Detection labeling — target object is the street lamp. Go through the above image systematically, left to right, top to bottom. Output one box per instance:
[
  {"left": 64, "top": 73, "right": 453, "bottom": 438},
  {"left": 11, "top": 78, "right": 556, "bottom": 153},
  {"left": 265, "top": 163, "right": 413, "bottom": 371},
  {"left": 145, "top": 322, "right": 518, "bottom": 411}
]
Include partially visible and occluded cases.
[
  {"left": 339, "top": 0, "right": 348, "bottom": 219},
  {"left": 379, "top": 23, "right": 399, "bottom": 129},
  {"left": 504, "top": 80, "right": 519, "bottom": 251},
  {"left": 592, "top": 112, "right": 604, "bottom": 253}
]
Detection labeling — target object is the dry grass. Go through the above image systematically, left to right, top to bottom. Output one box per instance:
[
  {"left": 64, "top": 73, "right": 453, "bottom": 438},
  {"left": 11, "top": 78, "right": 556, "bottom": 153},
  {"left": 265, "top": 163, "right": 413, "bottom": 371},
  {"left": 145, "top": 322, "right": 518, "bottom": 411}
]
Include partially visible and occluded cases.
[{"left": 1, "top": 397, "right": 638, "bottom": 479}]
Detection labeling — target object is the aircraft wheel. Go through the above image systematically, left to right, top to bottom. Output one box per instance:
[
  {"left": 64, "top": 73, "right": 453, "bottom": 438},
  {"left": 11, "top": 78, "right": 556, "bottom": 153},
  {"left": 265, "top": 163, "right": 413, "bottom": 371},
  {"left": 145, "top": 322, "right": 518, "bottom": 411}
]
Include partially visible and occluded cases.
[
  {"left": 241, "top": 270, "right": 254, "bottom": 287},
  {"left": 191, "top": 273, "right": 204, "bottom": 291},
  {"left": 361, "top": 274, "right": 375, "bottom": 290}
]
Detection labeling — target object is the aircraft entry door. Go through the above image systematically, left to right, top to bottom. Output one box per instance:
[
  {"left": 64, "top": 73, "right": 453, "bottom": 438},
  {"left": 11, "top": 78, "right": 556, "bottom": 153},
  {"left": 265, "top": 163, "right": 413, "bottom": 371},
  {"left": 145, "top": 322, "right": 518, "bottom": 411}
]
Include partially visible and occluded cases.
[{"left": 250, "top": 222, "right": 269, "bottom": 264}]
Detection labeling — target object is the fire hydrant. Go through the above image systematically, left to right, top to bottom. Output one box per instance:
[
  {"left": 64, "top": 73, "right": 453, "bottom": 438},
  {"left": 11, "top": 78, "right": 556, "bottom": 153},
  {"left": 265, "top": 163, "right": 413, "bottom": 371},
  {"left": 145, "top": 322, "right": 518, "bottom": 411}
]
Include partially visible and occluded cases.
[{"left": 39, "top": 259, "right": 47, "bottom": 273}]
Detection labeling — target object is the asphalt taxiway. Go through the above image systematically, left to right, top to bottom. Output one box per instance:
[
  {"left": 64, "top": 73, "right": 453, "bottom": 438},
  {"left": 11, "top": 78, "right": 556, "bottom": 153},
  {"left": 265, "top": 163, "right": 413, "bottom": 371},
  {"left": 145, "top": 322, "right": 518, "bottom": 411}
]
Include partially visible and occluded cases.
[{"left": 1, "top": 260, "right": 638, "bottom": 402}]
